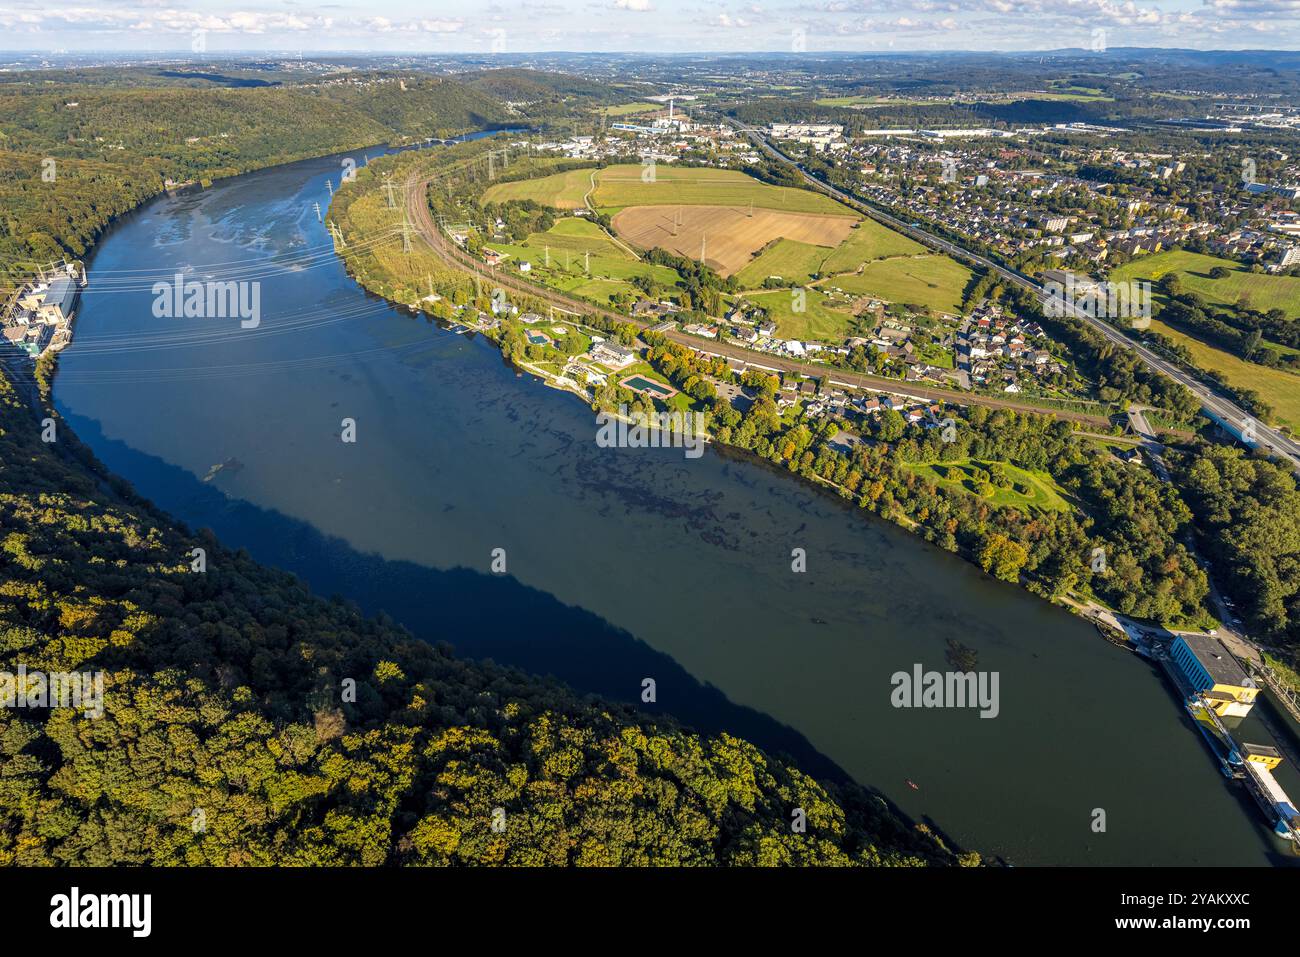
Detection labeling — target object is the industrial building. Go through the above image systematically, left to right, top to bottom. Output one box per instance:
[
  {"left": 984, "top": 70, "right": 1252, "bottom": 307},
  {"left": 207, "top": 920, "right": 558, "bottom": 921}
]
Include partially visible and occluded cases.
[
  {"left": 38, "top": 276, "right": 78, "bottom": 324},
  {"left": 1169, "top": 634, "right": 1259, "bottom": 717}
]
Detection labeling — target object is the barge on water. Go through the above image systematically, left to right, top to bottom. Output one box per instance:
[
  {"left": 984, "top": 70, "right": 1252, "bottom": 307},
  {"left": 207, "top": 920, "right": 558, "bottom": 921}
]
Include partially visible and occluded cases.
[
  {"left": 1146, "top": 631, "right": 1300, "bottom": 847},
  {"left": 1240, "top": 744, "right": 1300, "bottom": 844}
]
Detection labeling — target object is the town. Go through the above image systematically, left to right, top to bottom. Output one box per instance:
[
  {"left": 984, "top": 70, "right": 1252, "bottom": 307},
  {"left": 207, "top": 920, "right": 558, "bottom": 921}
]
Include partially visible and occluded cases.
[{"left": 4, "top": 33, "right": 1300, "bottom": 909}]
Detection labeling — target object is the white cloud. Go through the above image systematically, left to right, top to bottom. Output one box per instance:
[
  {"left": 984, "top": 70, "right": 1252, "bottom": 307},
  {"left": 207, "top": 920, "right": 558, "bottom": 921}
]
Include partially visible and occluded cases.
[
  {"left": 1205, "top": 0, "right": 1300, "bottom": 17},
  {"left": 0, "top": 6, "right": 333, "bottom": 33}
]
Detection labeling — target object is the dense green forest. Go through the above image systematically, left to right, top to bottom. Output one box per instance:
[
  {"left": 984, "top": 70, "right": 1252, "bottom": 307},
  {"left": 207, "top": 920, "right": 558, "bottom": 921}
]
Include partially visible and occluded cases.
[
  {"left": 461, "top": 68, "right": 638, "bottom": 115},
  {"left": 0, "top": 73, "right": 510, "bottom": 278},
  {"left": 0, "top": 77, "right": 967, "bottom": 866},
  {"left": 624, "top": 334, "right": 1210, "bottom": 626},
  {"left": 0, "top": 368, "right": 964, "bottom": 866},
  {"left": 1177, "top": 447, "right": 1300, "bottom": 649}
]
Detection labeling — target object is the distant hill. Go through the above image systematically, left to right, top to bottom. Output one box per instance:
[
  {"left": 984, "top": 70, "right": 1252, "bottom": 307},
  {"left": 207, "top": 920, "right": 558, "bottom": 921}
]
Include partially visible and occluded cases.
[
  {"left": 462, "top": 68, "right": 637, "bottom": 113},
  {"left": 0, "top": 74, "right": 511, "bottom": 277}
]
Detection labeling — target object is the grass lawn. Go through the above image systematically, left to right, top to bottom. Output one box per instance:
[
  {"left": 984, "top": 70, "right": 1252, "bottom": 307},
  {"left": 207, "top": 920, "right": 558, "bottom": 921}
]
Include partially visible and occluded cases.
[
  {"left": 813, "top": 95, "right": 877, "bottom": 106},
  {"left": 591, "top": 164, "right": 854, "bottom": 217},
  {"left": 481, "top": 167, "right": 594, "bottom": 209},
  {"left": 547, "top": 217, "right": 610, "bottom": 239},
  {"left": 734, "top": 217, "right": 929, "bottom": 291},
  {"left": 489, "top": 218, "right": 631, "bottom": 259},
  {"left": 818, "top": 218, "right": 927, "bottom": 272},
  {"left": 486, "top": 219, "right": 680, "bottom": 306},
  {"left": 486, "top": 220, "right": 647, "bottom": 275},
  {"left": 735, "top": 239, "right": 830, "bottom": 288},
  {"left": 1110, "top": 250, "right": 1300, "bottom": 319},
  {"left": 825, "top": 254, "right": 973, "bottom": 315},
  {"left": 565, "top": 277, "right": 636, "bottom": 304},
  {"left": 745, "top": 287, "right": 858, "bottom": 342},
  {"left": 1149, "top": 319, "right": 1300, "bottom": 432},
  {"left": 915, "top": 341, "right": 955, "bottom": 368},
  {"left": 613, "top": 361, "right": 694, "bottom": 412},
  {"left": 905, "top": 458, "right": 1073, "bottom": 512}
]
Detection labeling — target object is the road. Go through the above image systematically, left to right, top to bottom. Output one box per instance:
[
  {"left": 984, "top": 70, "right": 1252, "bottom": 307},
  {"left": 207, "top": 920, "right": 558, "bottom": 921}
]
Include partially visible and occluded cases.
[
  {"left": 729, "top": 121, "right": 1300, "bottom": 474},
  {"left": 400, "top": 167, "right": 1115, "bottom": 428},
  {"left": 1125, "top": 406, "right": 1171, "bottom": 482}
]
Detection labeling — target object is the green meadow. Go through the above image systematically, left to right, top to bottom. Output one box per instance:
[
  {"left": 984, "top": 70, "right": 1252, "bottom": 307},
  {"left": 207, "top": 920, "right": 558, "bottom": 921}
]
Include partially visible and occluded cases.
[
  {"left": 1110, "top": 250, "right": 1300, "bottom": 319},
  {"left": 824, "top": 255, "right": 974, "bottom": 315},
  {"left": 744, "top": 287, "right": 859, "bottom": 342},
  {"left": 904, "top": 459, "right": 1073, "bottom": 512}
]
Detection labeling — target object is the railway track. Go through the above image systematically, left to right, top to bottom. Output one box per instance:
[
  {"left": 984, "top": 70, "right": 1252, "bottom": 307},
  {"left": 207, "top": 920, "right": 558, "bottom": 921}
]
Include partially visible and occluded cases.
[{"left": 399, "top": 163, "right": 1117, "bottom": 428}]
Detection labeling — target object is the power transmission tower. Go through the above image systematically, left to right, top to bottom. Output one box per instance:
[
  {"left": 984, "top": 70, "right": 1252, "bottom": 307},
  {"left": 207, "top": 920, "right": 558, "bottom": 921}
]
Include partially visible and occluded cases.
[
  {"left": 383, "top": 175, "right": 397, "bottom": 210},
  {"left": 326, "top": 178, "right": 334, "bottom": 197},
  {"left": 313, "top": 202, "right": 322, "bottom": 222}
]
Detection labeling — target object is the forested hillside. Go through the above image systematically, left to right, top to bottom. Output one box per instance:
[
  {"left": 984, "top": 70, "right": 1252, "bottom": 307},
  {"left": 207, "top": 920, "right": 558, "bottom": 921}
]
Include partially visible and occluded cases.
[
  {"left": 462, "top": 68, "right": 634, "bottom": 114},
  {"left": 0, "top": 74, "right": 510, "bottom": 277},
  {"left": 0, "top": 369, "right": 964, "bottom": 866},
  {"left": 1178, "top": 447, "right": 1300, "bottom": 650}
]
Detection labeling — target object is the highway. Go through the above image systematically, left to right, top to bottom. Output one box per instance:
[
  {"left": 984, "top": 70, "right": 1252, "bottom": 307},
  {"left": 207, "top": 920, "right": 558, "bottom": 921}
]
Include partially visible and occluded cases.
[{"left": 729, "top": 121, "right": 1300, "bottom": 474}]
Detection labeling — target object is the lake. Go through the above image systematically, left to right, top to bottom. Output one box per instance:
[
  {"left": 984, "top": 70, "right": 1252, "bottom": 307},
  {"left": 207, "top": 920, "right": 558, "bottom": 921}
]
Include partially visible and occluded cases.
[{"left": 53, "top": 144, "right": 1299, "bottom": 866}]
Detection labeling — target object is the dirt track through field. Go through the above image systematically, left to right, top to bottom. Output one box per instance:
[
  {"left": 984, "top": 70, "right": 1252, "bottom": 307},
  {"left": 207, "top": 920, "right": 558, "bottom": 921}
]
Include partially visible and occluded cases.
[
  {"left": 402, "top": 167, "right": 1116, "bottom": 429},
  {"left": 610, "top": 205, "right": 857, "bottom": 276}
]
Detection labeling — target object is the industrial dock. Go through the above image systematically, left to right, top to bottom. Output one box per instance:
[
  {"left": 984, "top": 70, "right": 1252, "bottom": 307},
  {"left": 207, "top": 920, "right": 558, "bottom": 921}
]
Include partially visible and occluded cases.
[
  {"left": 1, "top": 261, "right": 83, "bottom": 361},
  {"left": 1139, "top": 630, "right": 1300, "bottom": 847}
]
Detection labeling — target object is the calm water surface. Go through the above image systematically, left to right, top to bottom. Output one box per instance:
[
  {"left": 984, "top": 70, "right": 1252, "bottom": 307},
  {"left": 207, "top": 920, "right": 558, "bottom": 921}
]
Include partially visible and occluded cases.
[{"left": 54, "top": 148, "right": 1299, "bottom": 866}]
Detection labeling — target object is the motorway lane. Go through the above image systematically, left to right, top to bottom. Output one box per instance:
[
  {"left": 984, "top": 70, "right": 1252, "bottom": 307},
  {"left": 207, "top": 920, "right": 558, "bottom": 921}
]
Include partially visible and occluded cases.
[{"left": 732, "top": 122, "right": 1300, "bottom": 473}]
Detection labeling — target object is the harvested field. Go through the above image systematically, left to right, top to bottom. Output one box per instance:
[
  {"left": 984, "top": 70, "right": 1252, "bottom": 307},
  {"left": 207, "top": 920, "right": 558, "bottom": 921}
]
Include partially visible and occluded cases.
[{"left": 610, "top": 204, "right": 858, "bottom": 276}]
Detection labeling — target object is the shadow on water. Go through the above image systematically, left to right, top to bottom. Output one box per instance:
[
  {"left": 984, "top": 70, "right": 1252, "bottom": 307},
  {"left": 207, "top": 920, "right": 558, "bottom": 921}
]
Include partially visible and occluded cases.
[{"left": 62, "top": 408, "right": 855, "bottom": 787}]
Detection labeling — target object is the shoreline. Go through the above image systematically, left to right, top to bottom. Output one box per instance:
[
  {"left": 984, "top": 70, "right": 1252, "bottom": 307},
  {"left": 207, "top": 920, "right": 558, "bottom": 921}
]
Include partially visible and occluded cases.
[
  {"left": 25, "top": 128, "right": 1207, "bottom": 669},
  {"left": 36, "top": 141, "right": 1300, "bottom": 865},
  {"left": 330, "top": 142, "right": 1300, "bottom": 804},
  {"left": 348, "top": 232, "right": 1147, "bottom": 650}
]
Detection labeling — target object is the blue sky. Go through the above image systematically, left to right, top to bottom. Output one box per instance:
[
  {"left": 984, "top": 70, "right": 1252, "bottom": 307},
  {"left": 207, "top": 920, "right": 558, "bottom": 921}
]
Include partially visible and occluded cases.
[{"left": 0, "top": 0, "right": 1295, "bottom": 53}]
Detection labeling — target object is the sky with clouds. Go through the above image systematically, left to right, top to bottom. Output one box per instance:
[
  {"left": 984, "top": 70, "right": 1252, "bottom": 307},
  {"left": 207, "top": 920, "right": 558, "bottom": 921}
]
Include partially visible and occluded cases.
[{"left": 0, "top": 0, "right": 1296, "bottom": 54}]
